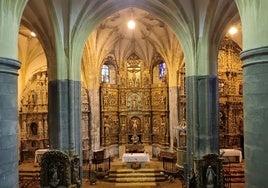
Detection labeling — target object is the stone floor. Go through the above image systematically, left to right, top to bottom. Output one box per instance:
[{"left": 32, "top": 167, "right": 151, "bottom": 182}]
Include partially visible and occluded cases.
[{"left": 19, "top": 158, "right": 245, "bottom": 188}]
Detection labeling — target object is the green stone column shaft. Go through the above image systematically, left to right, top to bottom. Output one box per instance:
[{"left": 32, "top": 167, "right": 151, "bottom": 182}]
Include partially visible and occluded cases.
[
  {"left": 240, "top": 47, "right": 268, "bottom": 188},
  {"left": 0, "top": 57, "right": 21, "bottom": 188},
  {"left": 186, "top": 75, "right": 219, "bottom": 182},
  {"left": 48, "top": 79, "right": 83, "bottom": 183},
  {"left": 48, "top": 80, "right": 82, "bottom": 152}
]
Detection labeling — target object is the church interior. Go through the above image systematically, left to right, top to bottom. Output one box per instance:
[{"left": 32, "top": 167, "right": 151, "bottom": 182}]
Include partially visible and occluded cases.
[
  {"left": 1, "top": 1, "right": 268, "bottom": 188},
  {"left": 18, "top": 6, "right": 244, "bottom": 188}
]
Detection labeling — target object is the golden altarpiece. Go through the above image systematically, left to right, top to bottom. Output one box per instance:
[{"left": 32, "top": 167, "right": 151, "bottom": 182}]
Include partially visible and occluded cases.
[
  {"left": 177, "top": 37, "right": 244, "bottom": 152},
  {"left": 218, "top": 37, "right": 243, "bottom": 150},
  {"left": 100, "top": 54, "right": 169, "bottom": 157},
  {"left": 19, "top": 71, "right": 91, "bottom": 162}
]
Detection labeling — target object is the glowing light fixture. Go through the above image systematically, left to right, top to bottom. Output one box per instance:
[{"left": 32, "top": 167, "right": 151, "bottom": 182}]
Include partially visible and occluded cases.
[
  {"left": 128, "top": 20, "right": 136, "bottom": 30},
  {"left": 228, "top": 27, "right": 238, "bottom": 35},
  {"left": 30, "top": 31, "right": 36, "bottom": 37}
]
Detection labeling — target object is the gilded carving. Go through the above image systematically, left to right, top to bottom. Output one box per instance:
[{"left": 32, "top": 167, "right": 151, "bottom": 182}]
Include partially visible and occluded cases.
[
  {"left": 177, "top": 37, "right": 244, "bottom": 149},
  {"left": 100, "top": 53, "right": 169, "bottom": 147},
  {"left": 19, "top": 71, "right": 91, "bottom": 162},
  {"left": 127, "top": 93, "right": 141, "bottom": 110},
  {"left": 129, "top": 117, "right": 141, "bottom": 133}
]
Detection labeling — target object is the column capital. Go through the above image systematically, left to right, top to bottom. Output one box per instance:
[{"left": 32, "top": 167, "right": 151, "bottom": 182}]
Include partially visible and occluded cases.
[
  {"left": 240, "top": 46, "right": 268, "bottom": 68},
  {"left": 0, "top": 57, "right": 21, "bottom": 75}
]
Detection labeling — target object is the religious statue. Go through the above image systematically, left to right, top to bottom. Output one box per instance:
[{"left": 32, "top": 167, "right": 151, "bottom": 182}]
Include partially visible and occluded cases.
[
  {"left": 132, "top": 73, "right": 137, "bottom": 87},
  {"left": 132, "top": 96, "right": 137, "bottom": 110},
  {"left": 160, "top": 117, "right": 167, "bottom": 135},
  {"left": 104, "top": 118, "right": 111, "bottom": 144},
  {"left": 131, "top": 118, "right": 140, "bottom": 144},
  {"left": 144, "top": 118, "right": 149, "bottom": 133},
  {"left": 132, "top": 119, "right": 138, "bottom": 132},
  {"left": 30, "top": 123, "right": 38, "bottom": 136},
  {"left": 72, "top": 155, "right": 81, "bottom": 186},
  {"left": 49, "top": 164, "right": 60, "bottom": 187},
  {"left": 206, "top": 165, "right": 216, "bottom": 188}
]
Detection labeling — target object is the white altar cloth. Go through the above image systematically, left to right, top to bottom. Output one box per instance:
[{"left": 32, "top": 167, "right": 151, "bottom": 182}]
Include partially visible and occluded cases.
[
  {"left": 34, "top": 149, "right": 49, "bottom": 163},
  {"left": 220, "top": 149, "right": 242, "bottom": 163},
  {"left": 122, "top": 153, "right": 150, "bottom": 163}
]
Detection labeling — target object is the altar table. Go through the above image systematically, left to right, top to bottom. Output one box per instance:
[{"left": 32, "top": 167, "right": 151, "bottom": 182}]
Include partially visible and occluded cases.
[
  {"left": 34, "top": 149, "right": 49, "bottom": 164},
  {"left": 220, "top": 149, "right": 242, "bottom": 163},
  {"left": 122, "top": 153, "right": 150, "bottom": 162},
  {"left": 122, "top": 153, "right": 150, "bottom": 168}
]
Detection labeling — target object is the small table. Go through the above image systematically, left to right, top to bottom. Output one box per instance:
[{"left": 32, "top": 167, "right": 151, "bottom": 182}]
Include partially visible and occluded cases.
[{"left": 122, "top": 153, "right": 150, "bottom": 168}]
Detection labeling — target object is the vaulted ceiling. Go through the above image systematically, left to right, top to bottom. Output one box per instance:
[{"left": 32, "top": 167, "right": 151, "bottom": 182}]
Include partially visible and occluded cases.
[
  {"left": 18, "top": 2, "right": 242, "bottom": 90},
  {"left": 83, "top": 8, "right": 182, "bottom": 69}
]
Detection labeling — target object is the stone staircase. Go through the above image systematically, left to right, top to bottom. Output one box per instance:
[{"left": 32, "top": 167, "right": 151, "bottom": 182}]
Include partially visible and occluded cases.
[
  {"left": 223, "top": 162, "right": 245, "bottom": 183},
  {"left": 106, "top": 168, "right": 167, "bottom": 185},
  {"left": 19, "top": 169, "right": 40, "bottom": 188}
]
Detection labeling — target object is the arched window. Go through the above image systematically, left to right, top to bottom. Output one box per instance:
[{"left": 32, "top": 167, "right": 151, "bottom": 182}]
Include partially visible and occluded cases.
[
  {"left": 101, "top": 60, "right": 117, "bottom": 84},
  {"left": 152, "top": 61, "right": 167, "bottom": 84},
  {"left": 159, "top": 61, "right": 166, "bottom": 80},
  {"left": 101, "top": 64, "right": 110, "bottom": 83}
]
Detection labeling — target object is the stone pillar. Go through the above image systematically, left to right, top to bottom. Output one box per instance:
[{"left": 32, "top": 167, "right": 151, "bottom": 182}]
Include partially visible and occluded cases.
[
  {"left": 240, "top": 47, "right": 268, "bottom": 187},
  {"left": 0, "top": 57, "right": 21, "bottom": 188},
  {"left": 186, "top": 75, "right": 219, "bottom": 186},
  {"left": 48, "top": 80, "right": 82, "bottom": 185},
  {"left": 169, "top": 86, "right": 179, "bottom": 149},
  {"left": 89, "top": 88, "right": 101, "bottom": 150}
]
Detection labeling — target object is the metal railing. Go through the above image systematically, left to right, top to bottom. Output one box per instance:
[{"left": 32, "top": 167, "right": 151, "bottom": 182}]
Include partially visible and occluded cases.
[{"left": 89, "top": 157, "right": 111, "bottom": 180}]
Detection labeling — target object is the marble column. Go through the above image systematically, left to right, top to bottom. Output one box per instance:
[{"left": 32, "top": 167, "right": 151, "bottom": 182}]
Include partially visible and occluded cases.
[
  {"left": 240, "top": 47, "right": 268, "bottom": 187},
  {"left": 0, "top": 57, "right": 21, "bottom": 188}
]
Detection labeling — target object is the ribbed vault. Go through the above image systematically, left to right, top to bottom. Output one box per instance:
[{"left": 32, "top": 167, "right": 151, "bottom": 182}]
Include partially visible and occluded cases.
[{"left": 20, "top": 0, "right": 240, "bottom": 81}]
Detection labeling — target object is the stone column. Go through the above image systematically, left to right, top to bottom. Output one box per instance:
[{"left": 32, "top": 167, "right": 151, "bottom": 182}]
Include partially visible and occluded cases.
[
  {"left": 234, "top": 1, "right": 268, "bottom": 186},
  {"left": 240, "top": 47, "right": 268, "bottom": 187},
  {"left": 0, "top": 57, "right": 21, "bottom": 188},
  {"left": 186, "top": 75, "right": 219, "bottom": 185},
  {"left": 48, "top": 80, "right": 82, "bottom": 184},
  {"left": 48, "top": 80, "right": 81, "bottom": 153},
  {"left": 169, "top": 86, "right": 179, "bottom": 149},
  {"left": 88, "top": 88, "right": 101, "bottom": 150}
]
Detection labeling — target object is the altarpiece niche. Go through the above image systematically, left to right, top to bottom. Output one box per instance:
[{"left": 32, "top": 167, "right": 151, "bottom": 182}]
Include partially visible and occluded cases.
[
  {"left": 100, "top": 53, "right": 169, "bottom": 156},
  {"left": 19, "top": 71, "right": 91, "bottom": 162}
]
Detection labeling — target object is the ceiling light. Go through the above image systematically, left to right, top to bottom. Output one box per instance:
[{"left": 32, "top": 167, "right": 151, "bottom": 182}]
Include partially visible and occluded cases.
[
  {"left": 128, "top": 20, "right": 136, "bottom": 30},
  {"left": 228, "top": 27, "right": 238, "bottom": 35},
  {"left": 30, "top": 31, "right": 36, "bottom": 37}
]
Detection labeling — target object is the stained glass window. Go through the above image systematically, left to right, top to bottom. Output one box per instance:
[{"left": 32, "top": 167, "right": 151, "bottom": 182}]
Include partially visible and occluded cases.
[
  {"left": 159, "top": 62, "right": 166, "bottom": 80},
  {"left": 101, "top": 64, "right": 110, "bottom": 83}
]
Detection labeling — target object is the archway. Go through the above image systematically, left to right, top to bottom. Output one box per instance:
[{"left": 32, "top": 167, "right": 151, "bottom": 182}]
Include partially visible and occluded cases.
[{"left": 17, "top": 1, "right": 241, "bottom": 187}]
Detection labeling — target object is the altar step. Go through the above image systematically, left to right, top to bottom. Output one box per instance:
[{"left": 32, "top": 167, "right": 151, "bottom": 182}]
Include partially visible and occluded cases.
[
  {"left": 223, "top": 162, "right": 245, "bottom": 183},
  {"left": 107, "top": 168, "right": 167, "bottom": 183},
  {"left": 19, "top": 170, "right": 40, "bottom": 188}
]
